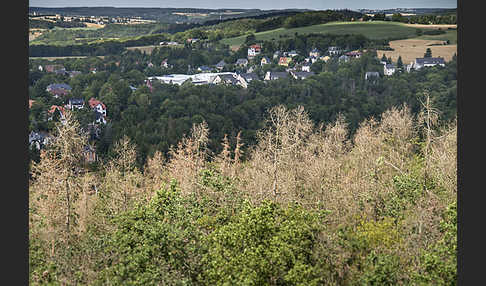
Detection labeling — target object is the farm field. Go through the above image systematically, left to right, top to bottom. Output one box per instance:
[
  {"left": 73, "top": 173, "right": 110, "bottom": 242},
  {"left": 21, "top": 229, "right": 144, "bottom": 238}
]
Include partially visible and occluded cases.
[
  {"left": 220, "top": 21, "right": 438, "bottom": 47},
  {"left": 376, "top": 28, "right": 456, "bottom": 64},
  {"left": 376, "top": 38, "right": 456, "bottom": 64},
  {"left": 29, "top": 55, "right": 105, "bottom": 60}
]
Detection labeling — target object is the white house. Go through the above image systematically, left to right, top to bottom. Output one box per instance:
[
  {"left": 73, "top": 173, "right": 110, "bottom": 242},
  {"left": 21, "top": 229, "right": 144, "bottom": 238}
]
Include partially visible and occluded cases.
[
  {"left": 248, "top": 44, "right": 261, "bottom": 58},
  {"left": 328, "top": 46, "right": 341, "bottom": 56},
  {"left": 309, "top": 48, "right": 320, "bottom": 58},
  {"left": 412, "top": 57, "right": 446, "bottom": 70},
  {"left": 301, "top": 62, "right": 312, "bottom": 72},
  {"left": 383, "top": 63, "right": 396, "bottom": 76},
  {"left": 365, "top": 71, "right": 380, "bottom": 80},
  {"left": 67, "top": 98, "right": 85, "bottom": 110},
  {"left": 88, "top": 98, "right": 107, "bottom": 116}
]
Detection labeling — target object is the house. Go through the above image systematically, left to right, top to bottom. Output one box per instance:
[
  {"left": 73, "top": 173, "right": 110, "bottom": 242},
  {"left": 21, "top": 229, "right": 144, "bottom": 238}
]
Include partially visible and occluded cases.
[
  {"left": 187, "top": 38, "right": 199, "bottom": 44},
  {"left": 248, "top": 44, "right": 262, "bottom": 58},
  {"left": 328, "top": 46, "right": 341, "bottom": 56},
  {"left": 309, "top": 48, "right": 320, "bottom": 58},
  {"left": 288, "top": 50, "right": 299, "bottom": 58},
  {"left": 273, "top": 51, "right": 281, "bottom": 59},
  {"left": 345, "top": 51, "right": 362, "bottom": 59},
  {"left": 320, "top": 55, "right": 331, "bottom": 62},
  {"left": 338, "top": 55, "right": 350, "bottom": 63},
  {"left": 260, "top": 56, "right": 270, "bottom": 66},
  {"left": 278, "top": 57, "right": 292, "bottom": 67},
  {"left": 412, "top": 57, "right": 446, "bottom": 70},
  {"left": 235, "top": 58, "right": 249, "bottom": 67},
  {"left": 161, "top": 59, "right": 169, "bottom": 68},
  {"left": 215, "top": 60, "right": 226, "bottom": 71},
  {"left": 147, "top": 62, "right": 154, "bottom": 68},
  {"left": 301, "top": 62, "right": 312, "bottom": 72},
  {"left": 383, "top": 63, "right": 396, "bottom": 76},
  {"left": 44, "top": 64, "right": 65, "bottom": 73},
  {"left": 198, "top": 65, "right": 212, "bottom": 72},
  {"left": 264, "top": 71, "right": 289, "bottom": 81},
  {"left": 290, "top": 71, "right": 315, "bottom": 80},
  {"left": 365, "top": 71, "right": 380, "bottom": 80},
  {"left": 237, "top": 72, "right": 260, "bottom": 88},
  {"left": 213, "top": 73, "right": 239, "bottom": 86},
  {"left": 46, "top": 83, "right": 72, "bottom": 98},
  {"left": 67, "top": 98, "right": 85, "bottom": 110},
  {"left": 88, "top": 98, "right": 107, "bottom": 116},
  {"left": 48, "top": 105, "right": 66, "bottom": 122},
  {"left": 94, "top": 110, "right": 107, "bottom": 125},
  {"left": 29, "top": 131, "right": 51, "bottom": 150}
]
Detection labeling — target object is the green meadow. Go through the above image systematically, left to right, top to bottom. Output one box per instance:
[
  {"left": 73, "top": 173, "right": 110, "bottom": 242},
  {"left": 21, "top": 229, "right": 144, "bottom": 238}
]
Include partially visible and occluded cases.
[{"left": 220, "top": 21, "right": 437, "bottom": 47}]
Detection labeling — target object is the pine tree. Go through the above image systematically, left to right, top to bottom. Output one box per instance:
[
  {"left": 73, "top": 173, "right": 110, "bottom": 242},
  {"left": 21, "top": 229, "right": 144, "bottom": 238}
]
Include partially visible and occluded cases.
[
  {"left": 424, "top": 48, "right": 432, "bottom": 58},
  {"left": 381, "top": 54, "right": 387, "bottom": 63},
  {"left": 397, "top": 55, "right": 403, "bottom": 69}
]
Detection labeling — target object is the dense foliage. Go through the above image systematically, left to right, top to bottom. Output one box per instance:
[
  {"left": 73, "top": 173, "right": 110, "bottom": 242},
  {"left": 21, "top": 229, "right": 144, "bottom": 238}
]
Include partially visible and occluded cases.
[{"left": 29, "top": 101, "right": 457, "bottom": 285}]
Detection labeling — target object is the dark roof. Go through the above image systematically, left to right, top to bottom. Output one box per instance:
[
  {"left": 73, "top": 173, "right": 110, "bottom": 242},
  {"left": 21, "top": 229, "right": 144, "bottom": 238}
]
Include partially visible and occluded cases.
[
  {"left": 415, "top": 57, "right": 445, "bottom": 65},
  {"left": 236, "top": 58, "right": 248, "bottom": 64},
  {"left": 385, "top": 64, "right": 396, "bottom": 69},
  {"left": 198, "top": 65, "right": 211, "bottom": 71},
  {"left": 269, "top": 71, "right": 289, "bottom": 80},
  {"left": 293, "top": 71, "right": 315, "bottom": 79},
  {"left": 241, "top": 72, "right": 259, "bottom": 81},
  {"left": 218, "top": 74, "right": 239, "bottom": 85},
  {"left": 47, "top": 83, "right": 72, "bottom": 91},
  {"left": 69, "top": 98, "right": 85, "bottom": 105}
]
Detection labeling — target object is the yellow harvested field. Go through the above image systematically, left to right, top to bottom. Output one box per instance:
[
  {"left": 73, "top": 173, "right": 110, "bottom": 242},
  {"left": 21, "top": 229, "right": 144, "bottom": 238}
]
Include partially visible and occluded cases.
[
  {"left": 85, "top": 22, "right": 105, "bottom": 28},
  {"left": 402, "top": 23, "right": 457, "bottom": 30},
  {"left": 376, "top": 38, "right": 457, "bottom": 65}
]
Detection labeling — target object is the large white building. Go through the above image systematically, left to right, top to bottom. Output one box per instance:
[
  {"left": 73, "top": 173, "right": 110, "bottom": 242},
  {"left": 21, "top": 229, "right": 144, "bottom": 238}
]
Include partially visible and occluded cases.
[
  {"left": 410, "top": 57, "right": 446, "bottom": 71},
  {"left": 147, "top": 72, "right": 239, "bottom": 86}
]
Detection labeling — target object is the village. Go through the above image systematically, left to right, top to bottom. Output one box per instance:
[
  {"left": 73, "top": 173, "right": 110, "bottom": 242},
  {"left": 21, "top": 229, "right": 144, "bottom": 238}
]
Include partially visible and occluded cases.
[
  {"left": 29, "top": 40, "right": 446, "bottom": 161},
  {"left": 146, "top": 42, "right": 446, "bottom": 88}
]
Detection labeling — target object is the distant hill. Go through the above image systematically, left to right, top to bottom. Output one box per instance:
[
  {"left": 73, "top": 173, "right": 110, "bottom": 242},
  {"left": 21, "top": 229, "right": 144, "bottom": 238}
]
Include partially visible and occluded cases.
[
  {"left": 28, "top": 7, "right": 308, "bottom": 24},
  {"left": 358, "top": 7, "right": 456, "bottom": 15}
]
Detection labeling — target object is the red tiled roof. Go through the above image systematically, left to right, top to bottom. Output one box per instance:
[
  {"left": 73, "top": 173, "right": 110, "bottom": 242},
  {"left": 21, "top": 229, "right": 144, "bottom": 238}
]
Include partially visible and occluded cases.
[
  {"left": 88, "top": 97, "right": 106, "bottom": 110},
  {"left": 49, "top": 105, "right": 65, "bottom": 115}
]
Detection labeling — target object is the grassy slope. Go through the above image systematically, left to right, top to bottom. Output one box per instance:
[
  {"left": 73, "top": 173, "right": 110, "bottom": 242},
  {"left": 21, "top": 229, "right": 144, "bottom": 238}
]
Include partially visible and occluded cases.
[
  {"left": 219, "top": 21, "right": 438, "bottom": 47},
  {"left": 30, "top": 23, "right": 169, "bottom": 46},
  {"left": 417, "top": 29, "right": 457, "bottom": 44}
]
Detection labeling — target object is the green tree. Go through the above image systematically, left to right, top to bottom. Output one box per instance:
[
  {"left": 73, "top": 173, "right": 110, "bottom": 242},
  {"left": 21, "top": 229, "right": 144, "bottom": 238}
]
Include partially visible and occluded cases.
[
  {"left": 424, "top": 48, "right": 432, "bottom": 58},
  {"left": 397, "top": 55, "right": 404, "bottom": 69},
  {"left": 199, "top": 200, "right": 327, "bottom": 285}
]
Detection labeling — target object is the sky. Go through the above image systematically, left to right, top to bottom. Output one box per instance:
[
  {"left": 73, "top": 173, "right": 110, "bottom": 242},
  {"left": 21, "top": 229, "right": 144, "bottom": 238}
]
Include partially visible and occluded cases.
[{"left": 29, "top": 0, "right": 457, "bottom": 10}]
